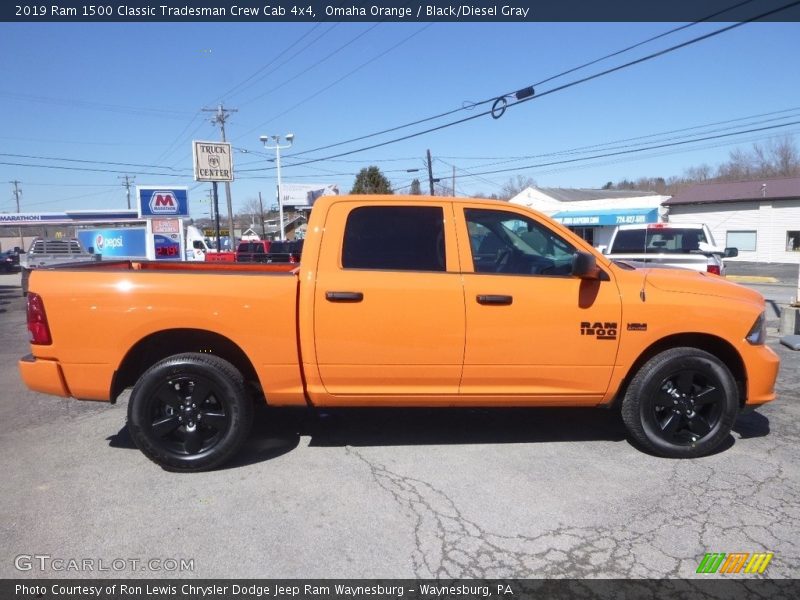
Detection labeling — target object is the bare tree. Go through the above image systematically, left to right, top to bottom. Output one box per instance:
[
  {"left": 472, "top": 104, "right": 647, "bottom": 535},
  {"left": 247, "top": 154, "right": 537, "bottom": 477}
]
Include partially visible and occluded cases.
[
  {"left": 717, "top": 137, "right": 800, "bottom": 180},
  {"left": 684, "top": 164, "right": 712, "bottom": 182},
  {"left": 499, "top": 175, "right": 536, "bottom": 200},
  {"left": 238, "top": 197, "right": 267, "bottom": 236}
]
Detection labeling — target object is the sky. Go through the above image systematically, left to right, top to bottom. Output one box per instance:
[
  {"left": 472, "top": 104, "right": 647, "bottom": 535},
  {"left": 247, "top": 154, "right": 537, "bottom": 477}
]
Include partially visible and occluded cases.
[{"left": 1, "top": 13, "right": 799, "bottom": 219}]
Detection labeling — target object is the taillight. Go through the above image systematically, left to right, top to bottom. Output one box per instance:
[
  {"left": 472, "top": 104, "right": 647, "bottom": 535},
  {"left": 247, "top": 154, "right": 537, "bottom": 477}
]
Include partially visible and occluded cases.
[
  {"left": 706, "top": 264, "right": 721, "bottom": 276},
  {"left": 27, "top": 293, "right": 52, "bottom": 345}
]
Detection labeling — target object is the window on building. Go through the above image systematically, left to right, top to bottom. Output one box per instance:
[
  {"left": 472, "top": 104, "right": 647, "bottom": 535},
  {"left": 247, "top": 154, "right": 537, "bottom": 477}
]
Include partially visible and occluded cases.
[
  {"left": 342, "top": 206, "right": 446, "bottom": 271},
  {"left": 571, "top": 227, "right": 595, "bottom": 245},
  {"left": 726, "top": 231, "right": 757, "bottom": 252},
  {"left": 787, "top": 231, "right": 800, "bottom": 252}
]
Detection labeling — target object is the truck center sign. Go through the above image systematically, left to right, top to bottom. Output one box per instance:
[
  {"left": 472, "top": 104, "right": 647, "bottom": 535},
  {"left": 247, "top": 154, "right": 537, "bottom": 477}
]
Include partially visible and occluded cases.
[{"left": 193, "top": 140, "right": 234, "bottom": 182}]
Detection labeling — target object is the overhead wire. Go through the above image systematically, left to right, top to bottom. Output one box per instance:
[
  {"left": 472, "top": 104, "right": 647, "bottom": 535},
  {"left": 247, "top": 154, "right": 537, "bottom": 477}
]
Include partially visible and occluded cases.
[
  {"left": 280, "top": 0, "right": 800, "bottom": 170},
  {"left": 284, "top": 0, "right": 763, "bottom": 159},
  {"left": 235, "top": 22, "right": 435, "bottom": 141},
  {"left": 447, "top": 120, "right": 800, "bottom": 179}
]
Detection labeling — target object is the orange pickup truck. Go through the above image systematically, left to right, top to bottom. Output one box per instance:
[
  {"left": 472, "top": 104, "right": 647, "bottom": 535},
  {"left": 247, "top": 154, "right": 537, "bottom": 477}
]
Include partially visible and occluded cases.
[{"left": 19, "top": 195, "right": 779, "bottom": 470}]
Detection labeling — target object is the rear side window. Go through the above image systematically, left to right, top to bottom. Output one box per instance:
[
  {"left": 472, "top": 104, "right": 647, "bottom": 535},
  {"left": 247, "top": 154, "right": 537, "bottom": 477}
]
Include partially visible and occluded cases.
[
  {"left": 342, "top": 206, "right": 445, "bottom": 271},
  {"left": 610, "top": 228, "right": 708, "bottom": 254},
  {"left": 610, "top": 230, "right": 646, "bottom": 254}
]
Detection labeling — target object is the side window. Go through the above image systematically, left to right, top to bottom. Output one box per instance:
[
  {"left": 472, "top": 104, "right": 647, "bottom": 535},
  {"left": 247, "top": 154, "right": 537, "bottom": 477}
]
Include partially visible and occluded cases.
[
  {"left": 342, "top": 206, "right": 446, "bottom": 272},
  {"left": 465, "top": 208, "right": 576, "bottom": 276}
]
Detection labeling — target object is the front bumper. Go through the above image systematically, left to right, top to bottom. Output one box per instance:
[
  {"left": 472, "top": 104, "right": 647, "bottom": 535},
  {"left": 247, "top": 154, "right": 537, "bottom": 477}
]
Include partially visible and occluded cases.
[{"left": 744, "top": 344, "right": 780, "bottom": 406}]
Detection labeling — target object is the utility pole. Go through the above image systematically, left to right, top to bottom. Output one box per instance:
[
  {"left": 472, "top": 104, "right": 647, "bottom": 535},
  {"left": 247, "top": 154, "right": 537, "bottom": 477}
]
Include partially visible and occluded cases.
[
  {"left": 203, "top": 104, "right": 237, "bottom": 249},
  {"left": 427, "top": 149, "right": 435, "bottom": 196},
  {"left": 452, "top": 165, "right": 456, "bottom": 196},
  {"left": 118, "top": 174, "right": 135, "bottom": 209},
  {"left": 11, "top": 180, "right": 23, "bottom": 248},
  {"left": 204, "top": 188, "right": 215, "bottom": 221},
  {"left": 258, "top": 191, "right": 266, "bottom": 238}
]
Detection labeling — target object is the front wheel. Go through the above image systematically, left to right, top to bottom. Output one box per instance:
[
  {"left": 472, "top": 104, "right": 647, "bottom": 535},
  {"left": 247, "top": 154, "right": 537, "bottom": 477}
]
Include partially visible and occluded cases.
[
  {"left": 621, "top": 347, "right": 739, "bottom": 458},
  {"left": 127, "top": 353, "right": 253, "bottom": 471}
]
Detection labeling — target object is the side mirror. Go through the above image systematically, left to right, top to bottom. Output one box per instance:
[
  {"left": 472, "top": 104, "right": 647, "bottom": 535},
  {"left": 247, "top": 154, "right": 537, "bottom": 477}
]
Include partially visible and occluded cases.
[
  {"left": 597, "top": 245, "right": 607, "bottom": 254},
  {"left": 723, "top": 247, "right": 738, "bottom": 258},
  {"left": 572, "top": 251, "right": 604, "bottom": 280}
]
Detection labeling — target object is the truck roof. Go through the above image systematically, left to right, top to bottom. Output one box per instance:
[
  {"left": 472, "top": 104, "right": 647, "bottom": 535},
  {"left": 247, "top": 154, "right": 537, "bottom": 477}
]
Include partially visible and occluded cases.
[{"left": 614, "top": 223, "right": 706, "bottom": 230}]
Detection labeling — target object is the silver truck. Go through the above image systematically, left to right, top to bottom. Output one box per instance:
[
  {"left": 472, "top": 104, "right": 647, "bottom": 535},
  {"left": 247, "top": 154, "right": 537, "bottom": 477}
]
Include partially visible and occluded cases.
[
  {"left": 602, "top": 223, "right": 738, "bottom": 275},
  {"left": 21, "top": 237, "right": 100, "bottom": 295}
]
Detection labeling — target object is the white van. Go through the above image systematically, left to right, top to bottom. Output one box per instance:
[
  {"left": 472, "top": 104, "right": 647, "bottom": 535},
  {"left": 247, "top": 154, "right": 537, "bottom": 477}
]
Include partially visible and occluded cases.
[{"left": 185, "top": 226, "right": 211, "bottom": 261}]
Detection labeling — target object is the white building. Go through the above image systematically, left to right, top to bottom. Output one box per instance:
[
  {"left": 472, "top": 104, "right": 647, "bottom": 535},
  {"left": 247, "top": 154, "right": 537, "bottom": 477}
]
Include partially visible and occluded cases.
[
  {"left": 664, "top": 177, "right": 800, "bottom": 264},
  {"left": 509, "top": 187, "right": 669, "bottom": 248}
]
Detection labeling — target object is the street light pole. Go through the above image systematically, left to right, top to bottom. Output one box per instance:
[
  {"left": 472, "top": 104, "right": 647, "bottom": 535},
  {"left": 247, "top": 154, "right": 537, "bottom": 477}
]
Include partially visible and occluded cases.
[{"left": 259, "top": 133, "right": 294, "bottom": 241}]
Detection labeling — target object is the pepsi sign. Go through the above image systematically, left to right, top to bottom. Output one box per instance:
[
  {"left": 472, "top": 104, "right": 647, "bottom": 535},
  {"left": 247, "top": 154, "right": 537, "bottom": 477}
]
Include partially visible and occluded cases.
[
  {"left": 137, "top": 186, "right": 189, "bottom": 218},
  {"left": 77, "top": 227, "right": 147, "bottom": 258}
]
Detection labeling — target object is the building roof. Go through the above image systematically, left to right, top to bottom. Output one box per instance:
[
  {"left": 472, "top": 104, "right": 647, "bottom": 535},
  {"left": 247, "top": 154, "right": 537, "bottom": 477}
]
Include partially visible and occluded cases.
[
  {"left": 664, "top": 176, "right": 800, "bottom": 206},
  {"left": 536, "top": 188, "right": 659, "bottom": 202}
]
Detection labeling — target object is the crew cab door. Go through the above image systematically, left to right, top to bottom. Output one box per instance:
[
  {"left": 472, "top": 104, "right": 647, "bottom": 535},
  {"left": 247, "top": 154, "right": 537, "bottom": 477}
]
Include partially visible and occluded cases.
[
  {"left": 312, "top": 201, "right": 465, "bottom": 399},
  {"left": 456, "top": 205, "right": 621, "bottom": 403}
]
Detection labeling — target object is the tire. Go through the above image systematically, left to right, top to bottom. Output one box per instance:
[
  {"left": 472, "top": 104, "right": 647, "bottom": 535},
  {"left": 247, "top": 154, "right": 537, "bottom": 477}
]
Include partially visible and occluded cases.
[
  {"left": 621, "top": 347, "right": 739, "bottom": 458},
  {"left": 127, "top": 353, "right": 253, "bottom": 471}
]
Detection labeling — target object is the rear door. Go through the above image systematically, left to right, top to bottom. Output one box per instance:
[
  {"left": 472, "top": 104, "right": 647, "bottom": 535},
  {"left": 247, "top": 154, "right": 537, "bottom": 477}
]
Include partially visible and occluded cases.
[
  {"left": 312, "top": 200, "right": 465, "bottom": 399},
  {"left": 457, "top": 205, "right": 621, "bottom": 404}
]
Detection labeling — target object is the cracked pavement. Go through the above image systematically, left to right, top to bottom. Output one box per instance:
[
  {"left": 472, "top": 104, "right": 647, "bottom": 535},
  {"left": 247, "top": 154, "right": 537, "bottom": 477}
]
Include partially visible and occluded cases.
[{"left": 1, "top": 274, "right": 798, "bottom": 580}]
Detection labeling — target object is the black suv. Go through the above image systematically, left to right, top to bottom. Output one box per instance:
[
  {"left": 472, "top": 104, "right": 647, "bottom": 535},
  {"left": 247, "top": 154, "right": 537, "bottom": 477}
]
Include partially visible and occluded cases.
[{"left": 1, "top": 249, "right": 21, "bottom": 273}]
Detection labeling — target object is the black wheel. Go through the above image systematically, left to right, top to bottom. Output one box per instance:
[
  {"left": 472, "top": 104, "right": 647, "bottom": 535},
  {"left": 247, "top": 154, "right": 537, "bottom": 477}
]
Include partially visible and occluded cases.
[
  {"left": 621, "top": 347, "right": 738, "bottom": 458},
  {"left": 127, "top": 353, "right": 253, "bottom": 471}
]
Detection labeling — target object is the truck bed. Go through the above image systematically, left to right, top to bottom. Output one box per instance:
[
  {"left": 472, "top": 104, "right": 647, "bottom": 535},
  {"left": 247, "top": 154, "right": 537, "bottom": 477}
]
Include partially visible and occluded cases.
[{"left": 41, "top": 259, "right": 299, "bottom": 274}]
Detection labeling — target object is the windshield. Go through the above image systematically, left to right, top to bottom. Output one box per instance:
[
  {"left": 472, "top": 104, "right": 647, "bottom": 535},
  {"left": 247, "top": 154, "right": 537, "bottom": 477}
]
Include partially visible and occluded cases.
[{"left": 610, "top": 228, "right": 708, "bottom": 254}]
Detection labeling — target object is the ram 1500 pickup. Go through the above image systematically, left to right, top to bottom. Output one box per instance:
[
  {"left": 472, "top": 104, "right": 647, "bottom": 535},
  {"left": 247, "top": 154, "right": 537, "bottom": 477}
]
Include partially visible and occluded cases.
[{"left": 19, "top": 196, "right": 780, "bottom": 470}]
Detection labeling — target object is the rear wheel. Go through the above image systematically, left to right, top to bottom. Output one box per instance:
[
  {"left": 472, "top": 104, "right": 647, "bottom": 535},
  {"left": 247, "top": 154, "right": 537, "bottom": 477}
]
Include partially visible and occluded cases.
[
  {"left": 621, "top": 347, "right": 738, "bottom": 458},
  {"left": 127, "top": 353, "right": 253, "bottom": 471}
]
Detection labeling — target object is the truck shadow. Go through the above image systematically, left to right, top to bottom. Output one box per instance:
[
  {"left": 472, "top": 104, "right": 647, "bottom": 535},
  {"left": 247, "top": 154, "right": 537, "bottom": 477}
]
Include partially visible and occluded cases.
[
  {"left": 108, "top": 404, "right": 771, "bottom": 469},
  {"left": 237, "top": 404, "right": 771, "bottom": 467},
  {"left": 223, "top": 406, "right": 631, "bottom": 469}
]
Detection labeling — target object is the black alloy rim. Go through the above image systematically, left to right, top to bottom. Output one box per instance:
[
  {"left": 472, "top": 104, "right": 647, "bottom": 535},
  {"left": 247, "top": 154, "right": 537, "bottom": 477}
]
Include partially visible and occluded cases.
[
  {"left": 649, "top": 369, "right": 725, "bottom": 445},
  {"left": 145, "top": 375, "right": 230, "bottom": 456}
]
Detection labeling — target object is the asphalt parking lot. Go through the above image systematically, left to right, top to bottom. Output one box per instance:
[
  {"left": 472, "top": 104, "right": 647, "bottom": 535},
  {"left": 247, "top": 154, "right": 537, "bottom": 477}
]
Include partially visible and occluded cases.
[{"left": 0, "top": 268, "right": 798, "bottom": 580}]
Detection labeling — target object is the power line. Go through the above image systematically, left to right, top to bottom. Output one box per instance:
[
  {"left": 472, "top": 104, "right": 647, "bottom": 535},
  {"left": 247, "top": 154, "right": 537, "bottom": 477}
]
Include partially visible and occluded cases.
[
  {"left": 281, "top": 0, "right": 800, "bottom": 170},
  {"left": 285, "top": 0, "right": 762, "bottom": 160},
  {"left": 216, "top": 22, "right": 336, "bottom": 101},
  {"left": 234, "top": 23, "right": 434, "bottom": 141},
  {"left": 237, "top": 23, "right": 380, "bottom": 108},
  {"left": 0, "top": 90, "right": 193, "bottom": 120},
  {"left": 436, "top": 106, "right": 800, "bottom": 163},
  {"left": 453, "top": 120, "right": 800, "bottom": 179},
  {"left": 0, "top": 152, "right": 190, "bottom": 173},
  {"left": 0, "top": 161, "right": 188, "bottom": 177}
]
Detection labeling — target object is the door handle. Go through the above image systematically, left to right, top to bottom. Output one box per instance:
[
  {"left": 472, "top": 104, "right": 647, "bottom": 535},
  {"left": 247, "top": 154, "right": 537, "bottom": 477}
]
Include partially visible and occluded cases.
[
  {"left": 326, "top": 291, "right": 364, "bottom": 302},
  {"left": 476, "top": 294, "right": 513, "bottom": 305}
]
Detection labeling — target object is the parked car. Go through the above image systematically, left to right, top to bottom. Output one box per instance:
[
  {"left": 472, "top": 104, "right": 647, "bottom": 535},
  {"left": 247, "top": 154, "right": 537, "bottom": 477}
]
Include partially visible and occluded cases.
[
  {"left": 603, "top": 223, "right": 738, "bottom": 275},
  {"left": 21, "top": 237, "right": 100, "bottom": 295},
  {"left": 265, "top": 239, "right": 304, "bottom": 263},
  {"left": 235, "top": 240, "right": 271, "bottom": 262},
  {"left": 1, "top": 249, "right": 21, "bottom": 273}
]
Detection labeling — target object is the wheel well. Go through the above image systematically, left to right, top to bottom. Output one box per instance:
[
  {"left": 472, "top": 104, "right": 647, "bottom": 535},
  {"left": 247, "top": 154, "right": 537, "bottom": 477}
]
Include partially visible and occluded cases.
[
  {"left": 110, "top": 329, "right": 260, "bottom": 402},
  {"left": 611, "top": 333, "right": 747, "bottom": 408}
]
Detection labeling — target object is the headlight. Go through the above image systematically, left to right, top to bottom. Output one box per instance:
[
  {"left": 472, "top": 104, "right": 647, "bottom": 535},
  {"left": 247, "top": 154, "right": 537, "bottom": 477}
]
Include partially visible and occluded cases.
[{"left": 745, "top": 311, "right": 766, "bottom": 345}]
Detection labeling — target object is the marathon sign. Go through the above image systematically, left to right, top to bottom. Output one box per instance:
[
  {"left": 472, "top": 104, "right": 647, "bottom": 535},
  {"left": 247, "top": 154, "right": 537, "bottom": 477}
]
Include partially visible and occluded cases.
[
  {"left": 193, "top": 141, "right": 234, "bottom": 182},
  {"left": 137, "top": 187, "right": 189, "bottom": 218}
]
